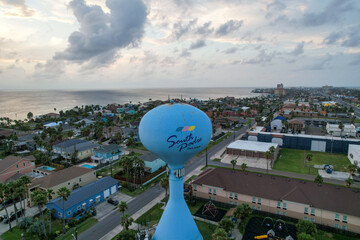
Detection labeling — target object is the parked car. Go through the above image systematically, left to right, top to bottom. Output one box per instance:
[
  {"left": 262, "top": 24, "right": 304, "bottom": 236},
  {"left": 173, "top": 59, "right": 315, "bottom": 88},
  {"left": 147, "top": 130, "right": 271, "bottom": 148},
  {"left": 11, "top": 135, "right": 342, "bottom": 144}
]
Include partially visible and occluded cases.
[
  {"left": 107, "top": 198, "right": 119, "bottom": 206},
  {"left": 3, "top": 209, "right": 24, "bottom": 224}
]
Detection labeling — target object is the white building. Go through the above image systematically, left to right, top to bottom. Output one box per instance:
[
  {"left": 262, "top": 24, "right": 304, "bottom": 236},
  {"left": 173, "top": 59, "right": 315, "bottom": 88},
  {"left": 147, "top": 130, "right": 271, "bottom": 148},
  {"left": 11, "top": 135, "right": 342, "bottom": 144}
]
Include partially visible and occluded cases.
[
  {"left": 326, "top": 123, "right": 356, "bottom": 137},
  {"left": 348, "top": 144, "right": 360, "bottom": 167}
]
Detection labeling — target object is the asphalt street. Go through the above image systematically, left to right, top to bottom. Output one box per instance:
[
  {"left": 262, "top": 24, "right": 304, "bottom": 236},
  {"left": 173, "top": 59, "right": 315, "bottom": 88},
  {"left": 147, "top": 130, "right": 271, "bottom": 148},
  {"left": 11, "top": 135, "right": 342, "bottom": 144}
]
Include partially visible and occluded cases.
[{"left": 79, "top": 126, "right": 250, "bottom": 240}]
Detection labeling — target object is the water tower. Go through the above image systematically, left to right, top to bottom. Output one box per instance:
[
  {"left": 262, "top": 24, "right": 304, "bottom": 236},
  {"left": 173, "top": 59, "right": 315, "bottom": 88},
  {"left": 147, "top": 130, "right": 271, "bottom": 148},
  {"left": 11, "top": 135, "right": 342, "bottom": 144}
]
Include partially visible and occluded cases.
[{"left": 139, "top": 102, "right": 212, "bottom": 240}]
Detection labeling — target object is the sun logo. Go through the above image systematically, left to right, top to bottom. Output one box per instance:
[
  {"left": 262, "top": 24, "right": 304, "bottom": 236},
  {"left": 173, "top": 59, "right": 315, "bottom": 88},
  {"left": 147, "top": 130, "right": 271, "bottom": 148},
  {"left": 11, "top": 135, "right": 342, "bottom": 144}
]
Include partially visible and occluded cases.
[{"left": 176, "top": 126, "right": 196, "bottom": 132}]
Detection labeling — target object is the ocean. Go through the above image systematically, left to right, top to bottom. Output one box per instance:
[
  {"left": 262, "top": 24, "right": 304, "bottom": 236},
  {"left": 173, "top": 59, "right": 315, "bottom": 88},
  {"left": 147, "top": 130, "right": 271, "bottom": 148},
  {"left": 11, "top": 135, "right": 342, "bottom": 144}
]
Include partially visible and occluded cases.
[{"left": 0, "top": 87, "right": 259, "bottom": 120}]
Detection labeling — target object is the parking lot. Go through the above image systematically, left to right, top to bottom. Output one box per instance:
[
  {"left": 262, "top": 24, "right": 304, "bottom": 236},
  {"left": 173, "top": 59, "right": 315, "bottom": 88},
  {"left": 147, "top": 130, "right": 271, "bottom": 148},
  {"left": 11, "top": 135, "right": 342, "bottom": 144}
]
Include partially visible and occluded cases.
[{"left": 94, "top": 191, "right": 132, "bottom": 220}]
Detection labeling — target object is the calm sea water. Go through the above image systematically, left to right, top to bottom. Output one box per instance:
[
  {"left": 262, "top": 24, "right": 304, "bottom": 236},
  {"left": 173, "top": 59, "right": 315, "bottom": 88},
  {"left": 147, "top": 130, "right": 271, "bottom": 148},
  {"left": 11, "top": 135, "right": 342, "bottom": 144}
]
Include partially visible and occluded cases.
[{"left": 0, "top": 88, "right": 258, "bottom": 120}]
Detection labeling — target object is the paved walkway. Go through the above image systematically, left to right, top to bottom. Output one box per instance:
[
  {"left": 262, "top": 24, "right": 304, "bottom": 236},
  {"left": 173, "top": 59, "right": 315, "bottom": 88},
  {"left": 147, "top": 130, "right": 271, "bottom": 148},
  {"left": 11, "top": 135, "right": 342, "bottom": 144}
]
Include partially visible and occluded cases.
[{"left": 0, "top": 199, "right": 41, "bottom": 235}]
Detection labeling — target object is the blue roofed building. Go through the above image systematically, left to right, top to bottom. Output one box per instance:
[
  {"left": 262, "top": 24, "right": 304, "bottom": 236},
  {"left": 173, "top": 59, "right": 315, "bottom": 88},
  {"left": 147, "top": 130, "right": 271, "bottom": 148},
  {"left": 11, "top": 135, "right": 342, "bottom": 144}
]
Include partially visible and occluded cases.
[
  {"left": 271, "top": 116, "right": 287, "bottom": 131},
  {"left": 91, "top": 144, "right": 123, "bottom": 164},
  {"left": 140, "top": 152, "right": 167, "bottom": 173},
  {"left": 48, "top": 177, "right": 119, "bottom": 220}
]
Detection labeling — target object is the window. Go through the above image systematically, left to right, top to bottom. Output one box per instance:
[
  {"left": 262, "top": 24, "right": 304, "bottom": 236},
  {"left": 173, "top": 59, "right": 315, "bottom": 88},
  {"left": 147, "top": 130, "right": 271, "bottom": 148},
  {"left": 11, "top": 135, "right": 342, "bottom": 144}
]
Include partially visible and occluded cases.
[
  {"left": 23, "top": 163, "right": 25, "bottom": 166},
  {"left": 16, "top": 164, "right": 18, "bottom": 168},
  {"left": 79, "top": 178, "right": 82, "bottom": 182},
  {"left": 68, "top": 182, "right": 70, "bottom": 185},
  {"left": 193, "top": 185, "right": 197, "bottom": 191},
  {"left": 208, "top": 188, "right": 212, "bottom": 194},
  {"left": 213, "top": 189, "right": 216, "bottom": 195},
  {"left": 229, "top": 192, "right": 233, "bottom": 198},
  {"left": 193, "top": 193, "right": 197, "bottom": 198},
  {"left": 234, "top": 193, "right": 238, "bottom": 200},
  {"left": 96, "top": 195, "right": 101, "bottom": 203},
  {"left": 209, "top": 196, "right": 211, "bottom": 200},
  {"left": 212, "top": 197, "right": 216, "bottom": 201},
  {"left": 252, "top": 197, "right": 256, "bottom": 203},
  {"left": 257, "top": 198, "right": 261, "bottom": 204},
  {"left": 229, "top": 201, "right": 233, "bottom": 205},
  {"left": 234, "top": 202, "right": 238, "bottom": 206},
  {"left": 277, "top": 202, "right": 281, "bottom": 209},
  {"left": 283, "top": 203, "right": 287, "bottom": 210},
  {"left": 77, "top": 206, "right": 81, "bottom": 210},
  {"left": 252, "top": 206, "right": 256, "bottom": 210},
  {"left": 257, "top": 206, "right": 261, "bottom": 211},
  {"left": 304, "top": 207, "right": 309, "bottom": 214},
  {"left": 311, "top": 208, "right": 315, "bottom": 216},
  {"left": 67, "top": 210, "right": 71, "bottom": 215},
  {"left": 276, "top": 211, "right": 280, "bottom": 215},
  {"left": 58, "top": 212, "right": 62, "bottom": 217},
  {"left": 282, "top": 212, "right": 287, "bottom": 216},
  {"left": 335, "top": 213, "right": 340, "bottom": 221},
  {"left": 343, "top": 216, "right": 347, "bottom": 223},
  {"left": 303, "top": 217, "right": 308, "bottom": 221},
  {"left": 310, "top": 218, "right": 315, "bottom": 223},
  {"left": 334, "top": 224, "right": 339, "bottom": 229},
  {"left": 341, "top": 225, "right": 347, "bottom": 230}
]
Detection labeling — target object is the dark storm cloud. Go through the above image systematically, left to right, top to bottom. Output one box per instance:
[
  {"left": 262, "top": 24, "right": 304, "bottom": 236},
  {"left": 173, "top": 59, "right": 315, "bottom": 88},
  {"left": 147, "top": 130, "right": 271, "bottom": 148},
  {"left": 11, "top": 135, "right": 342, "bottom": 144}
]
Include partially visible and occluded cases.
[
  {"left": 0, "top": 0, "right": 34, "bottom": 17},
  {"left": 53, "top": 0, "right": 147, "bottom": 66},
  {"left": 302, "top": 0, "right": 354, "bottom": 26},
  {"left": 171, "top": 19, "right": 198, "bottom": 40},
  {"left": 216, "top": 20, "right": 243, "bottom": 36},
  {"left": 195, "top": 21, "right": 214, "bottom": 36},
  {"left": 323, "top": 25, "right": 360, "bottom": 47},
  {"left": 189, "top": 39, "right": 206, "bottom": 50},
  {"left": 290, "top": 42, "right": 305, "bottom": 56},
  {"left": 224, "top": 47, "right": 238, "bottom": 54}
]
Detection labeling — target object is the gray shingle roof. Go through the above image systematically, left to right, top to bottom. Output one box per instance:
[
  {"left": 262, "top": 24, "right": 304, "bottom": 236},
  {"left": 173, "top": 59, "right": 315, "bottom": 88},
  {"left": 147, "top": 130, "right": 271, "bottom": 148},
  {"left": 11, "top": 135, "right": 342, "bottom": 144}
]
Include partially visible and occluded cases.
[
  {"left": 54, "top": 139, "right": 85, "bottom": 148},
  {"left": 61, "top": 141, "right": 99, "bottom": 154},
  {"left": 94, "top": 144, "right": 122, "bottom": 154},
  {"left": 140, "top": 152, "right": 160, "bottom": 162},
  {"left": 193, "top": 168, "right": 360, "bottom": 218},
  {"left": 51, "top": 177, "right": 118, "bottom": 209}
]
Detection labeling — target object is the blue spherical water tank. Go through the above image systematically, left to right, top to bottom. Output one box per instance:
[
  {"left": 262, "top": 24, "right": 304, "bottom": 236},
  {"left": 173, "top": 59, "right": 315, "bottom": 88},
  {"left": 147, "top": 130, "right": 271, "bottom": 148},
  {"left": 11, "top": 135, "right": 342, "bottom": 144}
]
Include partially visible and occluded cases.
[{"left": 139, "top": 103, "right": 212, "bottom": 169}]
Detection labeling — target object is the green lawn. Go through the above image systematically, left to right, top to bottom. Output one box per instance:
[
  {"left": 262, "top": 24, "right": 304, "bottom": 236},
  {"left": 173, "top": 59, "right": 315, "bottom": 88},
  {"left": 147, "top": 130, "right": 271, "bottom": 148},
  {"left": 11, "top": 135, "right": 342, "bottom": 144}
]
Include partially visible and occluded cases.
[
  {"left": 128, "top": 143, "right": 148, "bottom": 151},
  {"left": 273, "top": 148, "right": 351, "bottom": 176},
  {"left": 185, "top": 175, "right": 198, "bottom": 183},
  {"left": 135, "top": 203, "right": 164, "bottom": 227},
  {"left": 1, "top": 217, "right": 97, "bottom": 240},
  {"left": 56, "top": 217, "right": 97, "bottom": 240},
  {"left": 195, "top": 220, "right": 217, "bottom": 240},
  {"left": 315, "top": 230, "right": 360, "bottom": 240}
]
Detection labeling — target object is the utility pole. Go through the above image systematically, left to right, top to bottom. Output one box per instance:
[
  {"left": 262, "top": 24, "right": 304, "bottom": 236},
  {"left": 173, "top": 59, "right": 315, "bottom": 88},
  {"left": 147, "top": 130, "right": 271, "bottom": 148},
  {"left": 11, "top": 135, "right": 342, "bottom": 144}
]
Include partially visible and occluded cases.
[{"left": 205, "top": 147, "right": 208, "bottom": 167}]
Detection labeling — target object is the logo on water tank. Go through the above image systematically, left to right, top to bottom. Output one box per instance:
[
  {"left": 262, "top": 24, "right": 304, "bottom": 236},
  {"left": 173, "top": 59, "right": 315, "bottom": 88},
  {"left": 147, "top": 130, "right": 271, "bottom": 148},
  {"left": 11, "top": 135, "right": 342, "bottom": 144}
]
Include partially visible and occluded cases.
[{"left": 166, "top": 126, "right": 202, "bottom": 152}]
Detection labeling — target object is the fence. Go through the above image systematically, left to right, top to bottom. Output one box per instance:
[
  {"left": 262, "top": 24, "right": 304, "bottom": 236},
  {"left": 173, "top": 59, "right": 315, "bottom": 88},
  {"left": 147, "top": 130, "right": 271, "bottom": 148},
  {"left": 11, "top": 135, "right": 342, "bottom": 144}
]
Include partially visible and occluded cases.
[{"left": 114, "top": 166, "right": 167, "bottom": 185}]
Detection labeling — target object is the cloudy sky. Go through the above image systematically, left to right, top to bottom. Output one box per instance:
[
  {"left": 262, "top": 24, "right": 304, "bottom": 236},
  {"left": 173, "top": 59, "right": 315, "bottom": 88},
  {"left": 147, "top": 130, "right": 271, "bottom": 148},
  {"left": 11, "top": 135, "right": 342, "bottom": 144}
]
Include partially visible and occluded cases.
[{"left": 0, "top": 0, "right": 359, "bottom": 89}]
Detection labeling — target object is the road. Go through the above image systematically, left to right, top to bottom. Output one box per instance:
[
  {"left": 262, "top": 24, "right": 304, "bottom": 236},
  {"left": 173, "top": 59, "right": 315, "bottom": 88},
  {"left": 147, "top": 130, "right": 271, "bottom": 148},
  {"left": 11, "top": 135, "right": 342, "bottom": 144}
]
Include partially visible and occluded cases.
[
  {"left": 332, "top": 97, "right": 360, "bottom": 118},
  {"left": 79, "top": 125, "right": 251, "bottom": 240}
]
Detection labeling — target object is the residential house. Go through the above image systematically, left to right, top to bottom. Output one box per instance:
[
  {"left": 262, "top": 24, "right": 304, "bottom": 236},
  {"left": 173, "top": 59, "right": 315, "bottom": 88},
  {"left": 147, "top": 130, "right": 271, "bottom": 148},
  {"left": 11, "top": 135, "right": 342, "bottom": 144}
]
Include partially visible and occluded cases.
[
  {"left": 270, "top": 116, "right": 287, "bottom": 131},
  {"left": 75, "top": 119, "right": 95, "bottom": 128},
  {"left": 288, "top": 119, "right": 305, "bottom": 133},
  {"left": 326, "top": 123, "right": 356, "bottom": 137},
  {"left": 102, "top": 126, "right": 122, "bottom": 139},
  {"left": 121, "top": 128, "right": 140, "bottom": 142},
  {"left": 14, "top": 133, "right": 39, "bottom": 151},
  {"left": 53, "top": 139, "right": 99, "bottom": 161},
  {"left": 92, "top": 144, "right": 123, "bottom": 164},
  {"left": 348, "top": 144, "right": 360, "bottom": 167},
  {"left": 140, "top": 152, "right": 167, "bottom": 173},
  {"left": 0, "top": 155, "right": 35, "bottom": 182},
  {"left": 28, "top": 166, "right": 96, "bottom": 206},
  {"left": 192, "top": 168, "right": 360, "bottom": 233},
  {"left": 48, "top": 177, "right": 118, "bottom": 220}
]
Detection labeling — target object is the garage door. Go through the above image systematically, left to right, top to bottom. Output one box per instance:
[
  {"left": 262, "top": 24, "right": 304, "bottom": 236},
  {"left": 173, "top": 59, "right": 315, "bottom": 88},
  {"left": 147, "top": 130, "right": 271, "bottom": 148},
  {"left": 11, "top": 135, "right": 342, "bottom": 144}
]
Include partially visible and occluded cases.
[
  {"left": 248, "top": 136, "right": 258, "bottom": 141},
  {"left": 272, "top": 138, "right": 283, "bottom": 146},
  {"left": 311, "top": 140, "right": 326, "bottom": 152},
  {"left": 110, "top": 185, "right": 117, "bottom": 194},
  {"left": 103, "top": 189, "right": 110, "bottom": 198}
]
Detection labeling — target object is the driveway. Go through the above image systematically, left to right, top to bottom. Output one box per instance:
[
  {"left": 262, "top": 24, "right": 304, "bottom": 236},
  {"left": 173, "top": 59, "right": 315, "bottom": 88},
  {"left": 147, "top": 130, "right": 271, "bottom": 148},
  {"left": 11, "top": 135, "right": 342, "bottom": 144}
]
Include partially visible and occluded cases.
[{"left": 94, "top": 192, "right": 132, "bottom": 221}]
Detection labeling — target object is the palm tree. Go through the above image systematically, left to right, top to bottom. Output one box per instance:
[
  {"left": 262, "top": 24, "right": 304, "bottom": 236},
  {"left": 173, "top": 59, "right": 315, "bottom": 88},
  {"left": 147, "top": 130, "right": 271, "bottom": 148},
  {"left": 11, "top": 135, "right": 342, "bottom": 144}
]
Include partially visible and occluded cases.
[
  {"left": 338, "top": 122, "right": 344, "bottom": 137},
  {"left": 269, "top": 146, "right": 275, "bottom": 167},
  {"left": 264, "top": 151, "right": 271, "bottom": 174},
  {"left": 306, "top": 153, "right": 313, "bottom": 173},
  {"left": 121, "top": 155, "right": 135, "bottom": 184},
  {"left": 134, "top": 157, "right": 145, "bottom": 185},
  {"left": 230, "top": 159, "right": 237, "bottom": 170},
  {"left": 240, "top": 163, "right": 247, "bottom": 171},
  {"left": 347, "top": 164, "right": 356, "bottom": 176},
  {"left": 314, "top": 174, "right": 323, "bottom": 184},
  {"left": 20, "top": 175, "right": 31, "bottom": 210},
  {"left": 160, "top": 176, "right": 169, "bottom": 198},
  {"left": 345, "top": 177, "right": 354, "bottom": 188},
  {"left": 6, "top": 181, "right": 20, "bottom": 224},
  {"left": 0, "top": 183, "right": 12, "bottom": 232},
  {"left": 57, "top": 187, "right": 71, "bottom": 233},
  {"left": 46, "top": 189, "right": 54, "bottom": 233},
  {"left": 31, "top": 190, "right": 47, "bottom": 238},
  {"left": 118, "top": 201, "right": 128, "bottom": 218},
  {"left": 233, "top": 203, "right": 252, "bottom": 221},
  {"left": 120, "top": 213, "right": 134, "bottom": 231},
  {"left": 219, "top": 218, "right": 235, "bottom": 235},
  {"left": 212, "top": 228, "right": 227, "bottom": 240}
]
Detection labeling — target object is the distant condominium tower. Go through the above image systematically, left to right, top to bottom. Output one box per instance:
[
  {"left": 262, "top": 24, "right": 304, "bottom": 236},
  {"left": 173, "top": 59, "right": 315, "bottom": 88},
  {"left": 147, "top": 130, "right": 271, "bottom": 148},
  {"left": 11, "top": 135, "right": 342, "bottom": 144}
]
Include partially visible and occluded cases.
[{"left": 274, "top": 83, "right": 286, "bottom": 96}]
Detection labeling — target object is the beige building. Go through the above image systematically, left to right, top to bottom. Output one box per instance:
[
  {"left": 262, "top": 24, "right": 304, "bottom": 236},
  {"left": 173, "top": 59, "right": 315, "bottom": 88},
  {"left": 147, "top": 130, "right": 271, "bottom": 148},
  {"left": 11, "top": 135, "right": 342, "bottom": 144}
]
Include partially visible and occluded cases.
[
  {"left": 28, "top": 166, "right": 96, "bottom": 206},
  {"left": 192, "top": 168, "right": 360, "bottom": 233}
]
